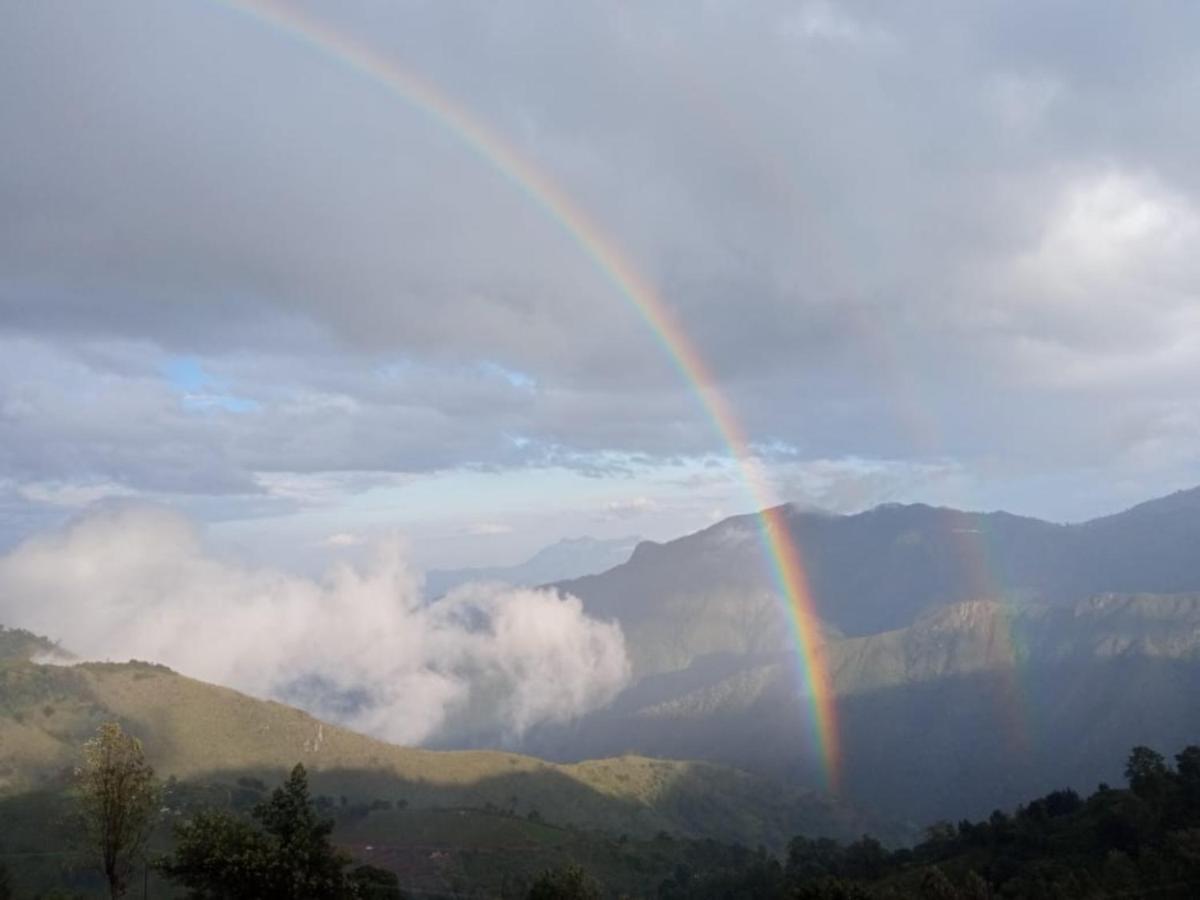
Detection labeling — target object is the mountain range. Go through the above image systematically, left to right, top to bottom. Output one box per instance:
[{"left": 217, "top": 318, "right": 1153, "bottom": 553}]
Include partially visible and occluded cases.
[
  {"left": 4, "top": 485, "right": 1200, "bottom": 893},
  {"left": 513, "top": 487, "right": 1200, "bottom": 822},
  {"left": 556, "top": 488, "right": 1200, "bottom": 671},
  {"left": 424, "top": 534, "right": 640, "bottom": 599}
]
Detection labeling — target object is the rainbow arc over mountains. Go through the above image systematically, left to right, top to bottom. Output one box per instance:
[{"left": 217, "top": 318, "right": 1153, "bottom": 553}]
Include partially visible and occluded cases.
[{"left": 216, "top": 0, "right": 841, "bottom": 789}]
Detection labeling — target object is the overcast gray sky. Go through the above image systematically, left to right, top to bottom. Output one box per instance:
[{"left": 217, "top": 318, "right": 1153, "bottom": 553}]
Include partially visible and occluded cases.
[{"left": 5, "top": 0, "right": 1200, "bottom": 570}]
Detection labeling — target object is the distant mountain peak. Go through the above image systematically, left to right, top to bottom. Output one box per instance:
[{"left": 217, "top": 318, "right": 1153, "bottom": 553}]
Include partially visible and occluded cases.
[
  {"left": 1091, "top": 485, "right": 1200, "bottom": 523},
  {"left": 425, "top": 533, "right": 642, "bottom": 598},
  {"left": 526, "top": 533, "right": 639, "bottom": 563},
  {"left": 627, "top": 539, "right": 662, "bottom": 563}
]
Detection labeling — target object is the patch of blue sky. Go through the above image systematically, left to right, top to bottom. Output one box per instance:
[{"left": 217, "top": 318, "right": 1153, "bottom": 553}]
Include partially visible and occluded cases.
[
  {"left": 162, "top": 356, "right": 259, "bottom": 414},
  {"left": 162, "top": 356, "right": 211, "bottom": 392}
]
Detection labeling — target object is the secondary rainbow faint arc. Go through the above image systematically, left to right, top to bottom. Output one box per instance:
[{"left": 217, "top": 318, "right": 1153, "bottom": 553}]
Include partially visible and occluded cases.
[{"left": 215, "top": 0, "right": 841, "bottom": 788}]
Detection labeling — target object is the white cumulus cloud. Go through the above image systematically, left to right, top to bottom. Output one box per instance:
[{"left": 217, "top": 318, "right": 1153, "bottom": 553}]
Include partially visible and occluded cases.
[{"left": 0, "top": 505, "right": 630, "bottom": 746}]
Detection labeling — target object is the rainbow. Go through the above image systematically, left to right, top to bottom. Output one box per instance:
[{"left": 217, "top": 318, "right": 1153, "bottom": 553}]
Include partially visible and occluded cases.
[
  {"left": 213, "top": 0, "right": 840, "bottom": 788},
  {"left": 668, "top": 66, "right": 1037, "bottom": 757}
]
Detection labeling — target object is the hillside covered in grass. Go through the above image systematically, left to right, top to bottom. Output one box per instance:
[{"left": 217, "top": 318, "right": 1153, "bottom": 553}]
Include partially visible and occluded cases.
[{"left": 0, "top": 647, "right": 876, "bottom": 851}]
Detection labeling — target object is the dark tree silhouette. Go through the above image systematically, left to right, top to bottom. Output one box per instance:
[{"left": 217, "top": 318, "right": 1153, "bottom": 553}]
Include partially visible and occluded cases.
[
  {"left": 1126, "top": 745, "right": 1171, "bottom": 799},
  {"left": 159, "top": 763, "right": 401, "bottom": 899},
  {"left": 526, "top": 863, "right": 601, "bottom": 900}
]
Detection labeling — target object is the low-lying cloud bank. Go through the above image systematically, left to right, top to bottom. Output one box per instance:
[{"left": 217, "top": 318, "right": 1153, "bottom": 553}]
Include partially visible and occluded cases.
[{"left": 0, "top": 505, "right": 630, "bottom": 745}]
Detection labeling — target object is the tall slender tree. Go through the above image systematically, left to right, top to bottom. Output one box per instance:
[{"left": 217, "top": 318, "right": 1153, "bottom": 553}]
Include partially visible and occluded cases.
[{"left": 77, "top": 722, "right": 159, "bottom": 899}]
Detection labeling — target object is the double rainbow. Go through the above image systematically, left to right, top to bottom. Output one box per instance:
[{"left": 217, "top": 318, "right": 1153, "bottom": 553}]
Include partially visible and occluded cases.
[{"left": 214, "top": 0, "right": 840, "bottom": 789}]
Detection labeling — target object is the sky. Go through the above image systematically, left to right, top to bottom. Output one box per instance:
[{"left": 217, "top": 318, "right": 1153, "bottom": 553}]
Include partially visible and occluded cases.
[{"left": 5, "top": 0, "right": 1200, "bottom": 574}]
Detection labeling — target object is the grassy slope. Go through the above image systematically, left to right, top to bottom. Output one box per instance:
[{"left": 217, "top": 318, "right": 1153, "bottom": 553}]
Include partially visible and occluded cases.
[{"left": 0, "top": 657, "right": 855, "bottom": 851}]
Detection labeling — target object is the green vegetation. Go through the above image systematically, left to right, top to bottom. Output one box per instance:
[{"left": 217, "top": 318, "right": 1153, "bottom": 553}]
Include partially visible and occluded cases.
[
  {"left": 0, "top": 626, "right": 68, "bottom": 663},
  {"left": 10, "top": 633, "right": 1198, "bottom": 896},
  {"left": 0, "top": 647, "right": 873, "bottom": 896},
  {"left": 0, "top": 655, "right": 862, "bottom": 848},
  {"left": 76, "top": 723, "right": 158, "bottom": 898},
  {"left": 6, "top": 736, "right": 1200, "bottom": 897},
  {"left": 652, "top": 744, "right": 1200, "bottom": 898},
  {"left": 0, "top": 761, "right": 862, "bottom": 898},
  {"left": 158, "top": 763, "right": 402, "bottom": 899},
  {"left": 526, "top": 863, "right": 601, "bottom": 899}
]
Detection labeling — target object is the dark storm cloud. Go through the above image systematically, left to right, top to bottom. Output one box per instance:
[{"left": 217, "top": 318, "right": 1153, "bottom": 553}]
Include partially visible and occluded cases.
[{"left": 4, "top": 0, "right": 1200, "bottom": 524}]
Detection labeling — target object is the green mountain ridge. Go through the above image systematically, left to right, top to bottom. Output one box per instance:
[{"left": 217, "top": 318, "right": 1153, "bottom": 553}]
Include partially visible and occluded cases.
[{"left": 0, "top": 645, "right": 880, "bottom": 852}]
